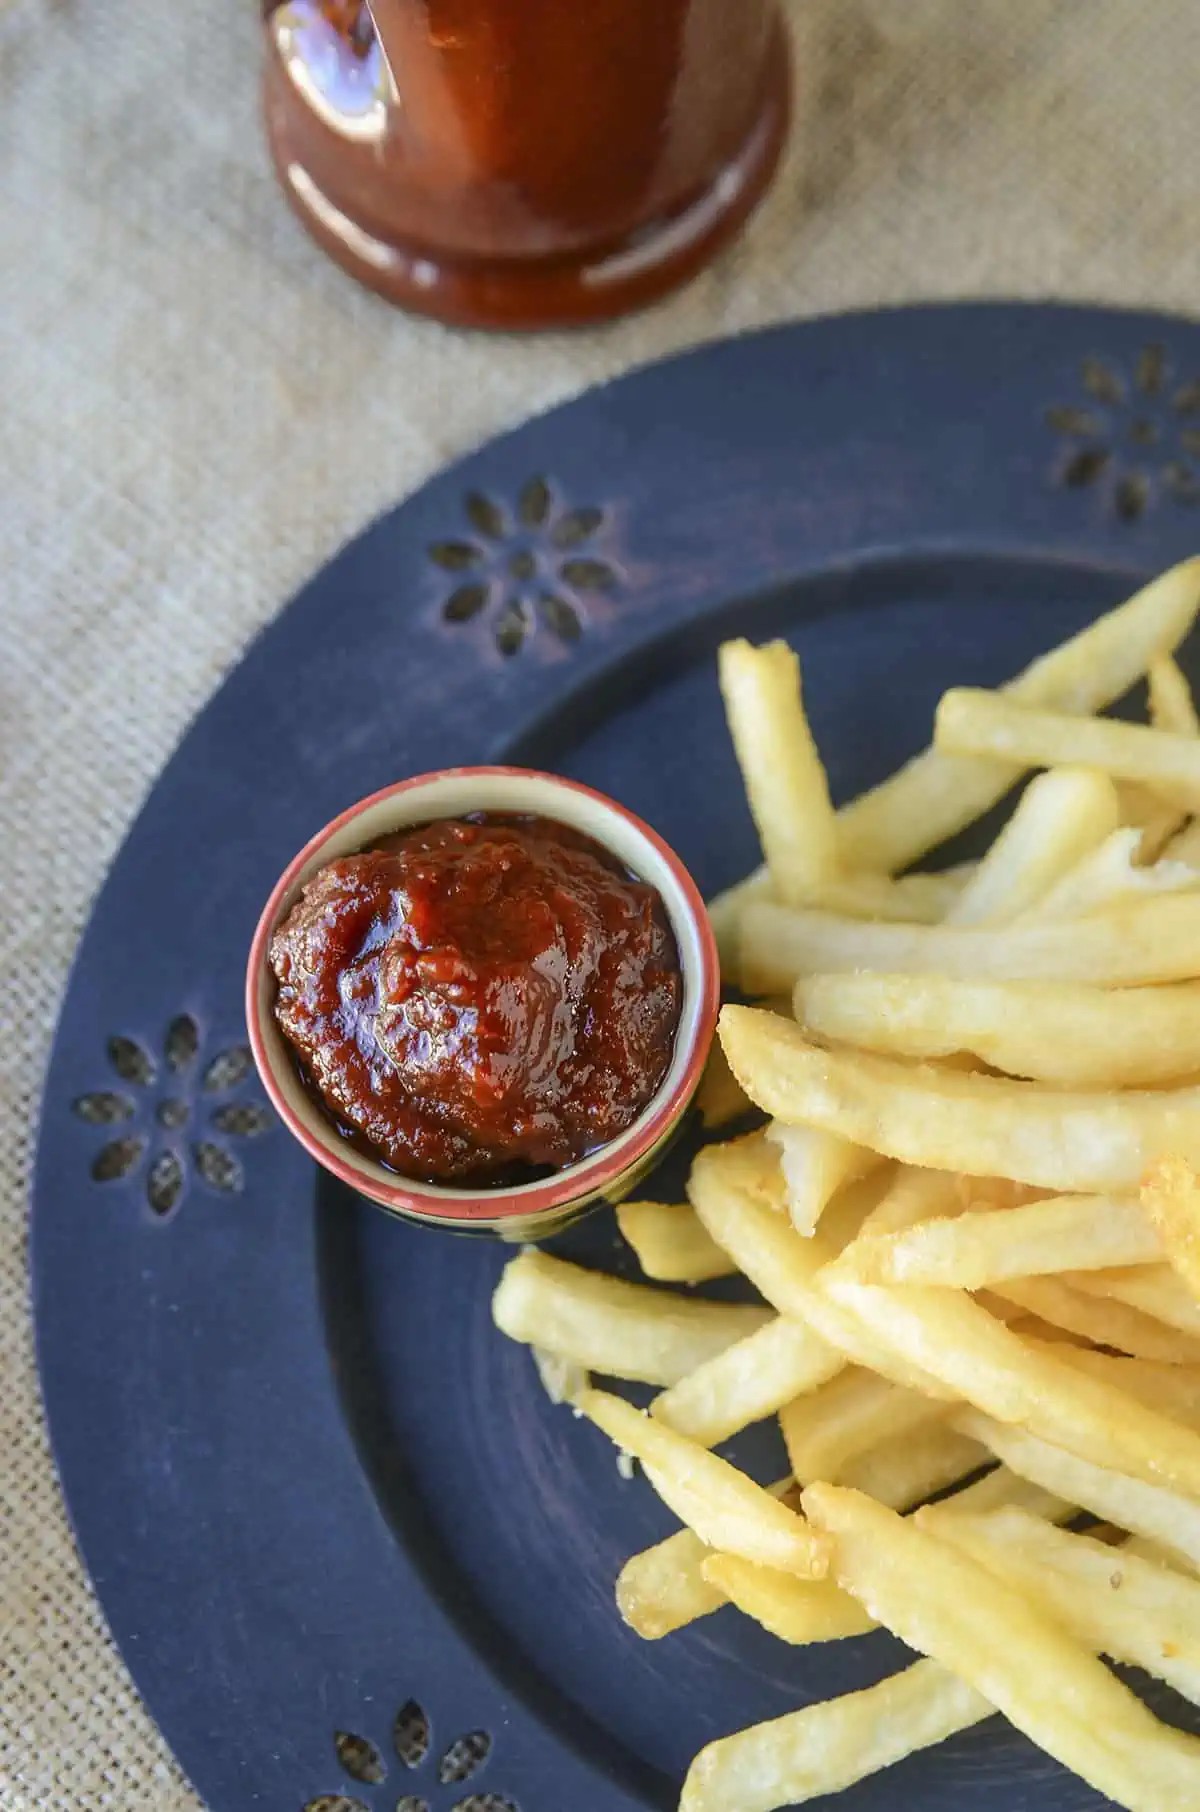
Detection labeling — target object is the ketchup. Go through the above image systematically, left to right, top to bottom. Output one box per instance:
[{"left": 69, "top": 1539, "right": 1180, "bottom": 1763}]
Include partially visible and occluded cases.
[{"left": 269, "top": 815, "right": 682, "bottom": 1183}]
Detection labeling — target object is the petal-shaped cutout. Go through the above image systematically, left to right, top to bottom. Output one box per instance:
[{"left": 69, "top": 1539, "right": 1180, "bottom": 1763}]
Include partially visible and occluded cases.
[
  {"left": 1137, "top": 342, "right": 1166, "bottom": 396},
  {"left": 1081, "top": 356, "right": 1124, "bottom": 404},
  {"left": 1176, "top": 381, "right": 1200, "bottom": 415},
  {"left": 1045, "top": 405, "right": 1103, "bottom": 436},
  {"left": 1180, "top": 428, "right": 1200, "bottom": 457},
  {"left": 1061, "top": 446, "right": 1110, "bottom": 488},
  {"left": 1164, "top": 461, "right": 1200, "bottom": 504},
  {"left": 1114, "top": 472, "right": 1149, "bottom": 521},
  {"left": 516, "top": 476, "right": 551, "bottom": 527},
  {"left": 465, "top": 492, "right": 506, "bottom": 540},
  {"left": 550, "top": 505, "right": 603, "bottom": 548},
  {"left": 428, "top": 540, "right": 485, "bottom": 571},
  {"left": 558, "top": 557, "right": 618, "bottom": 594},
  {"left": 442, "top": 583, "right": 491, "bottom": 623},
  {"left": 539, "top": 594, "right": 582, "bottom": 645},
  {"left": 493, "top": 602, "right": 528, "bottom": 658},
  {"left": 164, "top": 1014, "right": 199, "bottom": 1073},
  {"left": 107, "top": 1035, "right": 155, "bottom": 1088},
  {"left": 202, "top": 1046, "right": 253, "bottom": 1093},
  {"left": 73, "top": 1092, "right": 134, "bottom": 1124},
  {"left": 210, "top": 1103, "right": 272, "bottom": 1137},
  {"left": 91, "top": 1137, "right": 146, "bottom": 1182},
  {"left": 192, "top": 1142, "right": 243, "bottom": 1193},
  {"left": 146, "top": 1150, "right": 184, "bottom": 1216},
  {"left": 394, "top": 1699, "right": 430, "bottom": 1769},
  {"left": 439, "top": 1730, "right": 491, "bottom": 1784},
  {"left": 335, "top": 1731, "right": 386, "bottom": 1784},
  {"left": 451, "top": 1796, "right": 519, "bottom": 1812},
  {"left": 303, "top": 1799, "right": 371, "bottom": 1812},
  {"left": 395, "top": 1799, "right": 431, "bottom": 1812}
]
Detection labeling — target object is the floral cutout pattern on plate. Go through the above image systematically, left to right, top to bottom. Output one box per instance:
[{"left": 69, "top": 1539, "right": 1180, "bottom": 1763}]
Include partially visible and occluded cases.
[
  {"left": 1048, "top": 342, "right": 1200, "bottom": 519},
  {"left": 431, "top": 477, "right": 619, "bottom": 657},
  {"left": 73, "top": 1015, "right": 272, "bottom": 1216},
  {"left": 304, "top": 1697, "right": 517, "bottom": 1812}
]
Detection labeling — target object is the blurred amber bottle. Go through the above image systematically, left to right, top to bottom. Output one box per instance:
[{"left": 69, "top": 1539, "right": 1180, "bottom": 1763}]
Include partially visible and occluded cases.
[{"left": 263, "top": 0, "right": 790, "bottom": 329}]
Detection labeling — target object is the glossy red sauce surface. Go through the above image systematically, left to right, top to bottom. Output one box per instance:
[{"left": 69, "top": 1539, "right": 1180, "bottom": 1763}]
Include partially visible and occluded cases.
[{"left": 269, "top": 814, "right": 682, "bottom": 1183}]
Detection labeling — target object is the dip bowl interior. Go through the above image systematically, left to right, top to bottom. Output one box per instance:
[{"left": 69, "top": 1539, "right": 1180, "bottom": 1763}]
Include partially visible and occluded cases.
[{"left": 245, "top": 766, "right": 720, "bottom": 1238}]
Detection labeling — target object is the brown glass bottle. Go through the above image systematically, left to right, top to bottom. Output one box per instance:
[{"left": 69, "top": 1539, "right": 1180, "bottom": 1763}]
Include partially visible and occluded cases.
[{"left": 263, "top": 0, "right": 790, "bottom": 329}]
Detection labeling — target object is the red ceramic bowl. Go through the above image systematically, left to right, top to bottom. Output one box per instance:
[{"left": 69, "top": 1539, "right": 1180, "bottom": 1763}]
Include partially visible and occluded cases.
[{"left": 245, "top": 767, "right": 720, "bottom": 1239}]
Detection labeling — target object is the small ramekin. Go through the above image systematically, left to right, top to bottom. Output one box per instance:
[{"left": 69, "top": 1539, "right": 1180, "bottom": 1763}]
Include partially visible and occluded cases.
[{"left": 245, "top": 766, "right": 720, "bottom": 1239}]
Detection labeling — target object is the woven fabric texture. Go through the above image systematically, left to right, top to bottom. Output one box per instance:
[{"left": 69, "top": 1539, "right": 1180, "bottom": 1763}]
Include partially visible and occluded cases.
[{"left": 4, "top": 0, "right": 1200, "bottom": 1804}]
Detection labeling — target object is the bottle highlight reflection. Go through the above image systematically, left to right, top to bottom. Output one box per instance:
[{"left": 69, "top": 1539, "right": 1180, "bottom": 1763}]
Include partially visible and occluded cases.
[{"left": 263, "top": 0, "right": 790, "bottom": 327}]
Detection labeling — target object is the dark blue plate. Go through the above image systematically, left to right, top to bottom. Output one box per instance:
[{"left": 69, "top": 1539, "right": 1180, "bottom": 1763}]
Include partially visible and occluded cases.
[{"left": 32, "top": 305, "right": 1200, "bottom": 1812}]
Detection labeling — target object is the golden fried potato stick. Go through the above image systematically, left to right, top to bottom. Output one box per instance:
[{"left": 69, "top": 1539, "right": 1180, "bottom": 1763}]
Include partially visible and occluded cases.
[
  {"left": 838, "top": 558, "right": 1200, "bottom": 872},
  {"left": 718, "top": 639, "right": 838, "bottom": 905},
  {"left": 742, "top": 893, "right": 1200, "bottom": 992},
  {"left": 796, "top": 971, "right": 1200, "bottom": 1090},
  {"left": 721, "top": 1007, "right": 1200, "bottom": 1194},
  {"left": 1142, "top": 1156, "right": 1200, "bottom": 1303},
  {"left": 578, "top": 1389, "right": 831, "bottom": 1578},
  {"left": 803, "top": 1481, "right": 1200, "bottom": 1809}
]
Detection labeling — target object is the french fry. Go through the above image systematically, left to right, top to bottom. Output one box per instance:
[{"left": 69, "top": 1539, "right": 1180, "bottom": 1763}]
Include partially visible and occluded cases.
[
  {"left": 836, "top": 558, "right": 1200, "bottom": 873},
  {"left": 718, "top": 640, "right": 838, "bottom": 904},
  {"left": 1150, "top": 655, "right": 1200, "bottom": 737},
  {"left": 936, "top": 687, "right": 1200, "bottom": 807},
  {"left": 943, "top": 766, "right": 1119, "bottom": 926},
  {"left": 1115, "top": 788, "right": 1186, "bottom": 863},
  {"left": 1167, "top": 816, "right": 1200, "bottom": 865},
  {"left": 1021, "top": 826, "right": 1200, "bottom": 921},
  {"left": 705, "top": 865, "right": 973, "bottom": 986},
  {"left": 707, "top": 867, "right": 774, "bottom": 980},
  {"left": 808, "top": 867, "right": 971, "bottom": 922},
  {"left": 742, "top": 892, "right": 1200, "bottom": 992},
  {"left": 796, "top": 970, "right": 1200, "bottom": 1089},
  {"left": 720, "top": 1007, "right": 1200, "bottom": 1193},
  {"left": 694, "top": 1040, "right": 753, "bottom": 1131},
  {"left": 766, "top": 1121, "right": 880, "bottom": 1237},
  {"left": 687, "top": 1141, "right": 953, "bottom": 1397},
  {"left": 1142, "top": 1156, "right": 1200, "bottom": 1302},
  {"left": 855, "top": 1164, "right": 963, "bottom": 1238},
  {"left": 808, "top": 1165, "right": 897, "bottom": 1254},
  {"left": 838, "top": 1194, "right": 1159, "bottom": 1289},
  {"left": 616, "top": 1199, "right": 736, "bottom": 1283},
  {"left": 492, "top": 1250, "right": 770, "bottom": 1386},
  {"left": 1069, "top": 1262, "right": 1200, "bottom": 1338},
  {"left": 821, "top": 1271, "right": 1200, "bottom": 1494},
  {"left": 990, "top": 1275, "right": 1200, "bottom": 1364},
  {"left": 651, "top": 1315, "right": 843, "bottom": 1448},
  {"left": 1048, "top": 1345, "right": 1200, "bottom": 1430},
  {"left": 532, "top": 1347, "right": 588, "bottom": 1405},
  {"left": 779, "top": 1368, "right": 949, "bottom": 1484},
  {"left": 577, "top": 1389, "right": 831, "bottom": 1578},
  {"left": 954, "top": 1408, "right": 1200, "bottom": 1574},
  {"left": 836, "top": 1423, "right": 989, "bottom": 1506},
  {"left": 617, "top": 1427, "right": 997, "bottom": 1646},
  {"left": 705, "top": 1455, "right": 1072, "bottom": 1665},
  {"left": 937, "top": 1464, "right": 1071, "bottom": 1522},
  {"left": 615, "top": 1476, "right": 794, "bottom": 1639},
  {"left": 803, "top": 1481, "right": 1200, "bottom": 1808},
  {"left": 925, "top": 1506, "right": 1200, "bottom": 1708},
  {"left": 616, "top": 1526, "right": 728, "bottom": 1638},
  {"left": 701, "top": 1552, "right": 875, "bottom": 1645},
  {"left": 681, "top": 1658, "right": 989, "bottom": 1812}
]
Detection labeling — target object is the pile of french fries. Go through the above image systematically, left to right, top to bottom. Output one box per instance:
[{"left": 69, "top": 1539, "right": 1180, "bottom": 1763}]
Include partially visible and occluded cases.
[{"left": 494, "top": 557, "right": 1200, "bottom": 1811}]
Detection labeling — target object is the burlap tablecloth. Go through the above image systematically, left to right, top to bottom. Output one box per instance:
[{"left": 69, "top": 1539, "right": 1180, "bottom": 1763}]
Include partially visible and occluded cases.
[{"left": 5, "top": 1, "right": 1200, "bottom": 1804}]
